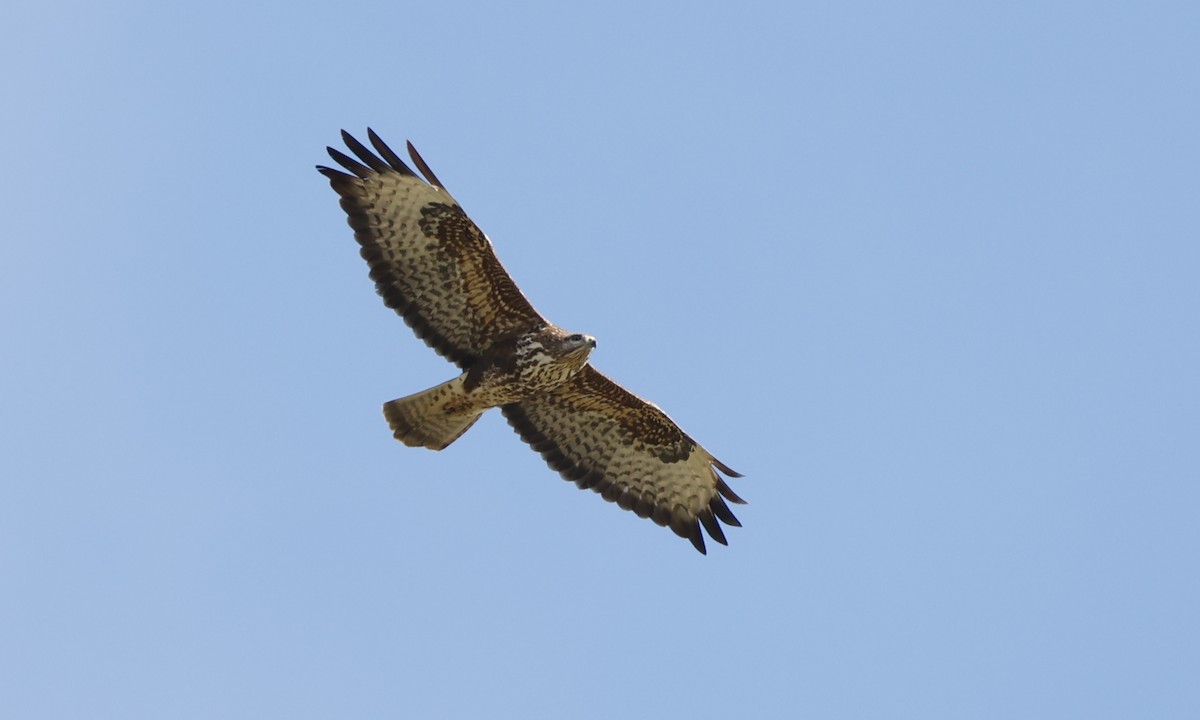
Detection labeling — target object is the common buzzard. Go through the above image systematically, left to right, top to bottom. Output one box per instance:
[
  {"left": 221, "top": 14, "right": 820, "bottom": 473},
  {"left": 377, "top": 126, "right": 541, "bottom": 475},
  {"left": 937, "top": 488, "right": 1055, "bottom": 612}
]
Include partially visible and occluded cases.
[{"left": 318, "top": 130, "right": 745, "bottom": 553}]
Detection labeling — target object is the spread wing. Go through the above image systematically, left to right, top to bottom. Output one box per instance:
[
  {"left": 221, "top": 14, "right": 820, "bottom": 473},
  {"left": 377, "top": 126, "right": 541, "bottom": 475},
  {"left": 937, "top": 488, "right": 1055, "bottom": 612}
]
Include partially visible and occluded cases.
[
  {"left": 318, "top": 129, "right": 546, "bottom": 369},
  {"left": 502, "top": 366, "right": 745, "bottom": 554}
]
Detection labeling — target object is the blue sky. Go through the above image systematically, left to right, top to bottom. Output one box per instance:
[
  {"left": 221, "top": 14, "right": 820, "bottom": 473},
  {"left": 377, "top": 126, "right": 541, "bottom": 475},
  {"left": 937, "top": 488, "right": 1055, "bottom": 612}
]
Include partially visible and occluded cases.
[{"left": 3, "top": 1, "right": 1198, "bottom": 717}]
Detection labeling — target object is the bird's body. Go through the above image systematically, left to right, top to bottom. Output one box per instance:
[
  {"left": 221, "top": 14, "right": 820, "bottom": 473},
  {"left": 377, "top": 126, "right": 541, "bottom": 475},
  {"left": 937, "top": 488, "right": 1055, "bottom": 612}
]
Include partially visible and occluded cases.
[
  {"left": 318, "top": 130, "right": 745, "bottom": 553},
  {"left": 384, "top": 326, "right": 596, "bottom": 450}
]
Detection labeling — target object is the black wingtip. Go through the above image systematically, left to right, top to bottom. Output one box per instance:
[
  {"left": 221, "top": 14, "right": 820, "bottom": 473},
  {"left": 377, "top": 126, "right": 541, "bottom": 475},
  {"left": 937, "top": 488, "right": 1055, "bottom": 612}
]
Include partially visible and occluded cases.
[
  {"left": 366, "top": 128, "right": 417, "bottom": 176},
  {"left": 340, "top": 130, "right": 390, "bottom": 173},
  {"left": 406, "top": 140, "right": 446, "bottom": 189},
  {"left": 326, "top": 147, "right": 373, "bottom": 178},
  {"left": 316, "top": 165, "right": 360, "bottom": 194},
  {"left": 713, "top": 458, "right": 744, "bottom": 478},
  {"left": 716, "top": 478, "right": 747, "bottom": 505},
  {"left": 710, "top": 495, "right": 742, "bottom": 527},
  {"left": 698, "top": 509, "right": 729, "bottom": 546},
  {"left": 670, "top": 513, "right": 707, "bottom": 554}
]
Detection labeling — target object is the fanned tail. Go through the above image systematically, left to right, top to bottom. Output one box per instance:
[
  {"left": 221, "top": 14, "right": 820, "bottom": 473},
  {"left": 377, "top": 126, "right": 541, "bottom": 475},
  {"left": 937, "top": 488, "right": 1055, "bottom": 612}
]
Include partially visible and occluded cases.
[{"left": 382, "top": 376, "right": 482, "bottom": 451}]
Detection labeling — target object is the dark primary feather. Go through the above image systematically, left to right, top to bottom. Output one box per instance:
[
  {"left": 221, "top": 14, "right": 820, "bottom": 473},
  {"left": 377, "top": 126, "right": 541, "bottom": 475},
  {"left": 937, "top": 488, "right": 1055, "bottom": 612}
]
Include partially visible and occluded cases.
[
  {"left": 368, "top": 128, "right": 418, "bottom": 177},
  {"left": 339, "top": 131, "right": 391, "bottom": 174},
  {"left": 406, "top": 141, "right": 446, "bottom": 189}
]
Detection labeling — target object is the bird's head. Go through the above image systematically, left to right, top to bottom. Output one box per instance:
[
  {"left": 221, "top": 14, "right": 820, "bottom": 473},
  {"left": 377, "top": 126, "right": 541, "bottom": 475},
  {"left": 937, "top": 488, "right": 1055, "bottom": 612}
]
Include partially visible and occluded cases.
[
  {"left": 519, "top": 326, "right": 597, "bottom": 379},
  {"left": 561, "top": 331, "right": 598, "bottom": 365}
]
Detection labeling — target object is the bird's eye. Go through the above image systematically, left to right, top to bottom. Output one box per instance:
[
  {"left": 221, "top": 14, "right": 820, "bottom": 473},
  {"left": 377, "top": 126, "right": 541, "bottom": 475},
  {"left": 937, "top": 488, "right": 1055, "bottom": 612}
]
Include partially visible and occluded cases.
[{"left": 568, "top": 334, "right": 582, "bottom": 342}]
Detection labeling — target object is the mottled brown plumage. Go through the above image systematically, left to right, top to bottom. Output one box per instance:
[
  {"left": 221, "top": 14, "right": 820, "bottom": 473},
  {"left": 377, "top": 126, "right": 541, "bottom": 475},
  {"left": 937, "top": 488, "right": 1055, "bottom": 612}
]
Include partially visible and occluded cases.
[{"left": 318, "top": 130, "right": 745, "bottom": 553}]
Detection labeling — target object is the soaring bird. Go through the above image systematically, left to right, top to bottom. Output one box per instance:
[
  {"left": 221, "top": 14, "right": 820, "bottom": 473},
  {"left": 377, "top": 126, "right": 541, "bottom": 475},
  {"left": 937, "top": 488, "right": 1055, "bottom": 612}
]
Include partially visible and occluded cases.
[{"left": 318, "top": 130, "right": 745, "bottom": 553}]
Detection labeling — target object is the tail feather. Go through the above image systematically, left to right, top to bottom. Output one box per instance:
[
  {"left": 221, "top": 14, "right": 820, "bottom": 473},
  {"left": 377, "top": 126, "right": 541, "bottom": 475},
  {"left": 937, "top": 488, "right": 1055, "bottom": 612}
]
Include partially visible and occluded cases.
[{"left": 382, "top": 377, "right": 483, "bottom": 451}]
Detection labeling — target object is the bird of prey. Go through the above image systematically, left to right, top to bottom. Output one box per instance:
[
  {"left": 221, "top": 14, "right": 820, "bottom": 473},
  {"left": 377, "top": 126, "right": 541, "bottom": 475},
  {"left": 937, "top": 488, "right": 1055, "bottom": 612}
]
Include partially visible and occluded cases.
[{"left": 317, "top": 130, "right": 745, "bottom": 553}]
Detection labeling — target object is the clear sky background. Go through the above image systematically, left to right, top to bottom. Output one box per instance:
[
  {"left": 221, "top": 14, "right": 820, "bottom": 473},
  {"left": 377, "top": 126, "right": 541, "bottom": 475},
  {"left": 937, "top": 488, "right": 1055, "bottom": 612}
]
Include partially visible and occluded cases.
[{"left": 3, "top": 1, "right": 1198, "bottom": 718}]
